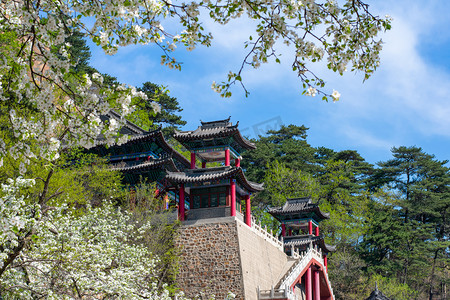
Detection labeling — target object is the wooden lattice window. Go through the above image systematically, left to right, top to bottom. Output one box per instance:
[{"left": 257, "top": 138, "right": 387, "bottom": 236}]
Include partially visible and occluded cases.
[{"left": 191, "top": 187, "right": 227, "bottom": 208}]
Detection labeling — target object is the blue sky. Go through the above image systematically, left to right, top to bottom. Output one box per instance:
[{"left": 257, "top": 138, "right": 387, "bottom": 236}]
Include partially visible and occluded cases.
[{"left": 89, "top": 0, "right": 450, "bottom": 166}]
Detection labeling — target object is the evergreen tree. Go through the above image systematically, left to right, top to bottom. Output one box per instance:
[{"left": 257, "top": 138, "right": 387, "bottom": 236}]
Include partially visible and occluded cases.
[
  {"left": 136, "top": 82, "right": 187, "bottom": 135},
  {"left": 241, "top": 124, "right": 316, "bottom": 184},
  {"left": 362, "top": 146, "right": 450, "bottom": 299}
]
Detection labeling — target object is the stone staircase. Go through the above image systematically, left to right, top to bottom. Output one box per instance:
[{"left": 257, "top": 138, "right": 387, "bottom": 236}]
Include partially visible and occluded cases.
[{"left": 257, "top": 245, "right": 334, "bottom": 300}]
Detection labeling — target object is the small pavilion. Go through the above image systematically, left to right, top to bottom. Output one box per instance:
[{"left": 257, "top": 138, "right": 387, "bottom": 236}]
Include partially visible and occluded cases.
[
  {"left": 165, "top": 117, "right": 263, "bottom": 224},
  {"left": 269, "top": 197, "right": 336, "bottom": 300}
]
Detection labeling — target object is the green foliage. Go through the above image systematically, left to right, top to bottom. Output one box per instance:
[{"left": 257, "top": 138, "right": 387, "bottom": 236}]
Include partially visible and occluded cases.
[
  {"left": 65, "top": 30, "right": 96, "bottom": 74},
  {"left": 136, "top": 82, "right": 187, "bottom": 135},
  {"left": 241, "top": 124, "right": 317, "bottom": 195},
  {"left": 243, "top": 125, "right": 448, "bottom": 299},
  {"left": 250, "top": 127, "right": 372, "bottom": 247},
  {"left": 360, "top": 146, "right": 450, "bottom": 298},
  {"left": 0, "top": 148, "right": 125, "bottom": 208},
  {"left": 316, "top": 159, "right": 370, "bottom": 246},
  {"left": 263, "top": 160, "right": 320, "bottom": 206},
  {"left": 123, "top": 183, "right": 182, "bottom": 293},
  {"left": 250, "top": 205, "right": 280, "bottom": 235},
  {"left": 328, "top": 251, "right": 366, "bottom": 299},
  {"left": 365, "top": 274, "right": 419, "bottom": 300}
]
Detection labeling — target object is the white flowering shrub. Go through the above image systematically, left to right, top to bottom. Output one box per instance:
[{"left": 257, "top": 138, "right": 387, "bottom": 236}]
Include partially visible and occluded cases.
[
  {"left": 0, "top": 177, "right": 39, "bottom": 273},
  {"left": 1, "top": 192, "right": 187, "bottom": 299}
]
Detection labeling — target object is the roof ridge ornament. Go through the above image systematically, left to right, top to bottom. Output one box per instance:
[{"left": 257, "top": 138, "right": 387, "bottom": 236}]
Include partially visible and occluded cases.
[{"left": 200, "top": 116, "right": 231, "bottom": 127}]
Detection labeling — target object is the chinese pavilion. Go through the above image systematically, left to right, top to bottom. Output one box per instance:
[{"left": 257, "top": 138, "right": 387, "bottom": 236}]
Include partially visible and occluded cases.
[
  {"left": 166, "top": 117, "right": 264, "bottom": 223},
  {"left": 267, "top": 197, "right": 336, "bottom": 300}
]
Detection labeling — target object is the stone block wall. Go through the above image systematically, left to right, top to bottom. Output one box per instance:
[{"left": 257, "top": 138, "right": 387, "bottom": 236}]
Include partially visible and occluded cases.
[
  {"left": 175, "top": 217, "right": 245, "bottom": 299},
  {"left": 175, "top": 217, "right": 290, "bottom": 300}
]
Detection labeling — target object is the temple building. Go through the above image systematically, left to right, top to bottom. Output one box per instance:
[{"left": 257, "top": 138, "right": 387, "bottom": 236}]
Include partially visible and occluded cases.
[
  {"left": 90, "top": 115, "right": 336, "bottom": 300},
  {"left": 166, "top": 117, "right": 263, "bottom": 223}
]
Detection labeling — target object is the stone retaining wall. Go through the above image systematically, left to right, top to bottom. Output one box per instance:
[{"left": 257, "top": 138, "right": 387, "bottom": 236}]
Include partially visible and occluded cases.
[
  {"left": 175, "top": 217, "right": 245, "bottom": 299},
  {"left": 175, "top": 217, "right": 289, "bottom": 300}
]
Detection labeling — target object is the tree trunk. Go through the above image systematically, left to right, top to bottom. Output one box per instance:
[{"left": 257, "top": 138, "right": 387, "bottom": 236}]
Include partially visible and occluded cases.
[{"left": 428, "top": 249, "right": 440, "bottom": 300}]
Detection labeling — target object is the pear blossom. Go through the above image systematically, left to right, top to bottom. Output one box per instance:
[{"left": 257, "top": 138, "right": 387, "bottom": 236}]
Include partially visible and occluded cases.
[
  {"left": 306, "top": 86, "right": 317, "bottom": 97},
  {"left": 331, "top": 90, "right": 341, "bottom": 102},
  {"left": 151, "top": 101, "right": 162, "bottom": 114}
]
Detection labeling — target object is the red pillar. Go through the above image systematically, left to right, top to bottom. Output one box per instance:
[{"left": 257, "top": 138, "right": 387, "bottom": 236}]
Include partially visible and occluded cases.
[
  {"left": 225, "top": 149, "right": 230, "bottom": 166},
  {"left": 190, "top": 152, "right": 196, "bottom": 169},
  {"left": 235, "top": 158, "right": 240, "bottom": 167},
  {"left": 202, "top": 161, "right": 206, "bottom": 168},
  {"left": 230, "top": 179, "right": 236, "bottom": 216},
  {"left": 179, "top": 184, "right": 185, "bottom": 221},
  {"left": 245, "top": 194, "right": 251, "bottom": 227},
  {"left": 308, "top": 220, "right": 313, "bottom": 235},
  {"left": 281, "top": 224, "right": 286, "bottom": 237},
  {"left": 315, "top": 226, "right": 319, "bottom": 236},
  {"left": 289, "top": 229, "right": 292, "bottom": 236},
  {"left": 324, "top": 255, "right": 328, "bottom": 272},
  {"left": 306, "top": 267, "right": 312, "bottom": 300},
  {"left": 314, "top": 270, "right": 320, "bottom": 300}
]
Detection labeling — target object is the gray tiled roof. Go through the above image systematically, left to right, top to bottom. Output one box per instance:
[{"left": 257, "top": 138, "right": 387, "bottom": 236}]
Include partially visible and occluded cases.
[
  {"left": 173, "top": 118, "right": 256, "bottom": 150},
  {"left": 92, "top": 126, "right": 191, "bottom": 170},
  {"left": 111, "top": 157, "right": 178, "bottom": 173},
  {"left": 165, "top": 166, "right": 264, "bottom": 193},
  {"left": 268, "top": 197, "right": 330, "bottom": 219},
  {"left": 283, "top": 235, "right": 336, "bottom": 253},
  {"left": 365, "top": 286, "right": 391, "bottom": 300}
]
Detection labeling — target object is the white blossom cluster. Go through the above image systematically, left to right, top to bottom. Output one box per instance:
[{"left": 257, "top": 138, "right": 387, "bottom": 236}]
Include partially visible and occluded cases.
[
  {"left": 0, "top": 0, "right": 154, "bottom": 170},
  {"left": 204, "top": 0, "right": 391, "bottom": 99},
  {"left": 0, "top": 177, "right": 40, "bottom": 270},
  {"left": 1, "top": 197, "right": 189, "bottom": 299}
]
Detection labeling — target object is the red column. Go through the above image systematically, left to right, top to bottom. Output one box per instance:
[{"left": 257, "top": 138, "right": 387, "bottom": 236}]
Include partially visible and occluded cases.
[
  {"left": 225, "top": 149, "right": 230, "bottom": 166},
  {"left": 190, "top": 152, "right": 196, "bottom": 169},
  {"left": 235, "top": 158, "right": 240, "bottom": 167},
  {"left": 202, "top": 161, "right": 206, "bottom": 168},
  {"left": 230, "top": 179, "right": 236, "bottom": 216},
  {"left": 179, "top": 184, "right": 185, "bottom": 221},
  {"left": 245, "top": 194, "right": 251, "bottom": 227},
  {"left": 308, "top": 220, "right": 313, "bottom": 235},
  {"left": 281, "top": 224, "right": 286, "bottom": 237},
  {"left": 315, "top": 226, "right": 319, "bottom": 236},
  {"left": 289, "top": 229, "right": 292, "bottom": 236},
  {"left": 324, "top": 255, "right": 328, "bottom": 272},
  {"left": 306, "top": 267, "right": 312, "bottom": 300},
  {"left": 314, "top": 270, "right": 320, "bottom": 300}
]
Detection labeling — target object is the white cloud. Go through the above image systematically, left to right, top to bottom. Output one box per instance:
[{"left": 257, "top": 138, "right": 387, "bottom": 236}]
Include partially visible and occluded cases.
[{"left": 374, "top": 11, "right": 450, "bottom": 137}]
